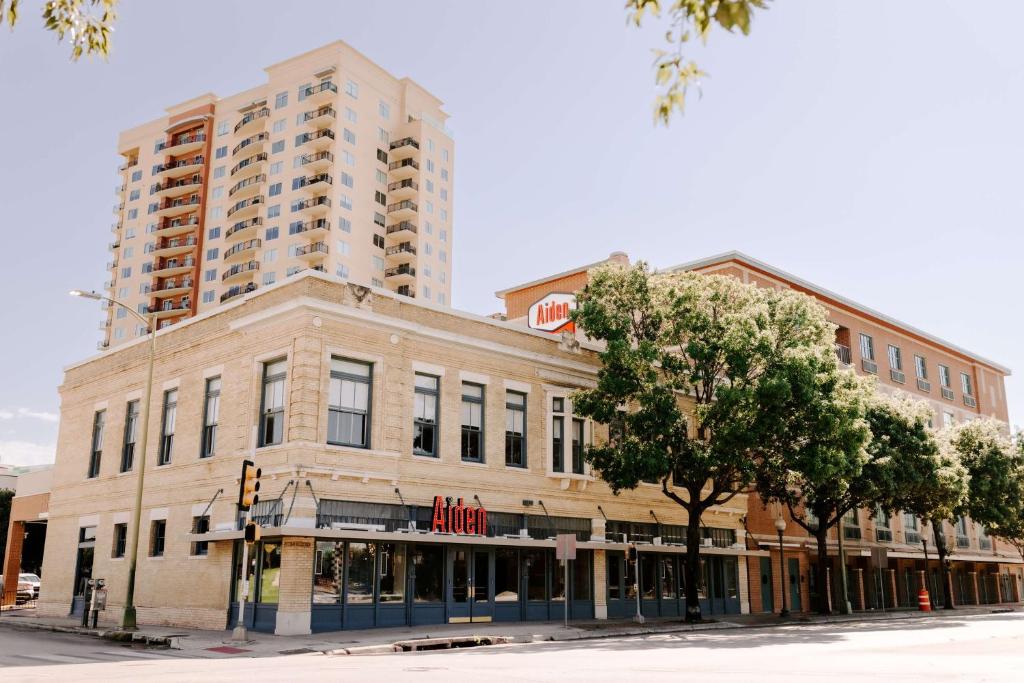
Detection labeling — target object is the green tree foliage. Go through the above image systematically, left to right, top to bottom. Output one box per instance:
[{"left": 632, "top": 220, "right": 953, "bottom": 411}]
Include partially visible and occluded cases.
[
  {"left": 1, "top": 0, "right": 117, "bottom": 60},
  {"left": 626, "top": 0, "right": 769, "bottom": 124},
  {"left": 571, "top": 262, "right": 839, "bottom": 621}
]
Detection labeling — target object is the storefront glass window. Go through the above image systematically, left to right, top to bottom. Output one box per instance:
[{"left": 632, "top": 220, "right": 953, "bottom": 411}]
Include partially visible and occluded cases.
[
  {"left": 313, "top": 541, "right": 342, "bottom": 604},
  {"left": 258, "top": 542, "right": 282, "bottom": 604},
  {"left": 346, "top": 542, "right": 375, "bottom": 604},
  {"left": 379, "top": 543, "right": 406, "bottom": 602},
  {"left": 413, "top": 545, "right": 444, "bottom": 602},
  {"left": 495, "top": 548, "right": 519, "bottom": 602},
  {"left": 525, "top": 549, "right": 546, "bottom": 600},
  {"left": 572, "top": 551, "right": 591, "bottom": 600},
  {"left": 552, "top": 553, "right": 566, "bottom": 602},
  {"left": 608, "top": 554, "right": 621, "bottom": 600},
  {"left": 640, "top": 555, "right": 656, "bottom": 599},
  {"left": 625, "top": 556, "right": 637, "bottom": 599},
  {"left": 661, "top": 556, "right": 677, "bottom": 599},
  {"left": 724, "top": 557, "right": 738, "bottom": 600}
]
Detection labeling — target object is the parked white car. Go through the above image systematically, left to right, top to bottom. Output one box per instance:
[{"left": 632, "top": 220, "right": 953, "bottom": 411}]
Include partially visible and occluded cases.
[{"left": 19, "top": 573, "right": 41, "bottom": 599}]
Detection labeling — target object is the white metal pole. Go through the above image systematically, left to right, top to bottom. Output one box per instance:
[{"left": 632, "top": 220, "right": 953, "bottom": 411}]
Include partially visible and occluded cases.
[
  {"left": 232, "top": 507, "right": 251, "bottom": 642},
  {"left": 564, "top": 558, "right": 569, "bottom": 629}
]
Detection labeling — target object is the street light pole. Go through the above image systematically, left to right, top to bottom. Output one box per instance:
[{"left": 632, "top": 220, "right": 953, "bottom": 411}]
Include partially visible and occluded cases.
[
  {"left": 71, "top": 290, "right": 157, "bottom": 630},
  {"left": 774, "top": 516, "right": 789, "bottom": 618}
]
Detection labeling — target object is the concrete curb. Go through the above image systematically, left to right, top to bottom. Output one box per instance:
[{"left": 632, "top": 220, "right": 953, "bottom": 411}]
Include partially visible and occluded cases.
[{"left": 0, "top": 620, "right": 176, "bottom": 649}]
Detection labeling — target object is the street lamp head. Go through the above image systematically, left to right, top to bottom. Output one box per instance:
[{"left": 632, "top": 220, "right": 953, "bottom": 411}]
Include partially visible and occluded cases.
[
  {"left": 70, "top": 289, "right": 102, "bottom": 300},
  {"left": 774, "top": 516, "right": 787, "bottom": 533}
]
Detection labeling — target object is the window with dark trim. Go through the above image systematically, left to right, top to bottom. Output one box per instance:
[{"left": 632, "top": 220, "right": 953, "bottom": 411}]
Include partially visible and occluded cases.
[
  {"left": 328, "top": 358, "right": 371, "bottom": 448},
  {"left": 259, "top": 359, "right": 287, "bottom": 447},
  {"left": 412, "top": 374, "right": 439, "bottom": 457},
  {"left": 201, "top": 377, "right": 221, "bottom": 458},
  {"left": 461, "top": 382, "right": 484, "bottom": 462},
  {"left": 158, "top": 389, "right": 177, "bottom": 465},
  {"left": 505, "top": 390, "right": 526, "bottom": 467},
  {"left": 552, "top": 398, "right": 564, "bottom": 473},
  {"left": 121, "top": 400, "right": 139, "bottom": 473},
  {"left": 87, "top": 410, "right": 105, "bottom": 478},
  {"left": 571, "top": 418, "right": 586, "bottom": 474},
  {"left": 191, "top": 515, "right": 210, "bottom": 556},
  {"left": 150, "top": 519, "right": 166, "bottom": 557},
  {"left": 112, "top": 523, "right": 127, "bottom": 558}
]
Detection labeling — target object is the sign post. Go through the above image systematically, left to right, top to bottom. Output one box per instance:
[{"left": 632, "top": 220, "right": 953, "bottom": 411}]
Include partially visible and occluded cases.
[{"left": 556, "top": 534, "right": 577, "bottom": 629}]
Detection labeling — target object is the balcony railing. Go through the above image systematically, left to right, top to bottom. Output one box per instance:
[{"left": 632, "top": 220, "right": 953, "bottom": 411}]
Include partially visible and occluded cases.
[
  {"left": 302, "top": 81, "right": 338, "bottom": 98},
  {"left": 302, "top": 106, "right": 336, "bottom": 123},
  {"left": 234, "top": 107, "right": 270, "bottom": 134},
  {"left": 297, "top": 129, "right": 335, "bottom": 146},
  {"left": 232, "top": 132, "right": 270, "bottom": 157},
  {"left": 157, "top": 133, "right": 206, "bottom": 152},
  {"left": 389, "top": 137, "right": 420, "bottom": 151},
  {"left": 301, "top": 151, "right": 334, "bottom": 167},
  {"left": 230, "top": 153, "right": 268, "bottom": 176},
  {"left": 154, "top": 156, "right": 204, "bottom": 174},
  {"left": 388, "top": 158, "right": 419, "bottom": 172},
  {"left": 118, "top": 159, "right": 138, "bottom": 172},
  {"left": 294, "top": 173, "right": 332, "bottom": 189},
  {"left": 229, "top": 174, "right": 267, "bottom": 197},
  {"left": 150, "top": 177, "right": 202, "bottom": 195},
  {"left": 387, "top": 179, "right": 418, "bottom": 193},
  {"left": 226, "top": 194, "right": 266, "bottom": 218},
  {"left": 157, "top": 196, "right": 201, "bottom": 212},
  {"left": 291, "top": 196, "right": 331, "bottom": 213},
  {"left": 387, "top": 200, "right": 417, "bottom": 213},
  {"left": 226, "top": 217, "right": 263, "bottom": 239},
  {"left": 289, "top": 218, "right": 330, "bottom": 235},
  {"left": 386, "top": 221, "right": 417, "bottom": 235},
  {"left": 157, "top": 236, "right": 197, "bottom": 251},
  {"left": 224, "top": 239, "right": 261, "bottom": 260},
  {"left": 295, "top": 241, "right": 329, "bottom": 258},
  {"left": 385, "top": 243, "right": 417, "bottom": 257},
  {"left": 151, "top": 257, "right": 195, "bottom": 272},
  {"left": 222, "top": 260, "right": 260, "bottom": 282},
  {"left": 385, "top": 264, "right": 416, "bottom": 278},
  {"left": 156, "top": 278, "right": 193, "bottom": 291},
  {"left": 220, "top": 283, "right": 257, "bottom": 303},
  {"left": 396, "top": 285, "right": 415, "bottom": 298},
  {"left": 147, "top": 301, "right": 190, "bottom": 314},
  {"left": 835, "top": 343, "right": 852, "bottom": 365}
]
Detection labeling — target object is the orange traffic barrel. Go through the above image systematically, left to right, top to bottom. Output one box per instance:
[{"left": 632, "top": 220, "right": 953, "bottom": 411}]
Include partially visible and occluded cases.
[{"left": 918, "top": 589, "right": 932, "bottom": 612}]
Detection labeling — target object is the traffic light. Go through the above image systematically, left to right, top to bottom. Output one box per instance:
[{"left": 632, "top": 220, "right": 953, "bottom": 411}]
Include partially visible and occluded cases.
[
  {"left": 238, "top": 459, "right": 261, "bottom": 511},
  {"left": 244, "top": 521, "right": 262, "bottom": 544},
  {"left": 628, "top": 545, "right": 638, "bottom": 564}
]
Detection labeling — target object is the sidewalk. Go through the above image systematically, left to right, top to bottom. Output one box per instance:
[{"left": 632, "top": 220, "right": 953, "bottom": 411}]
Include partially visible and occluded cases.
[{"left": 0, "top": 604, "right": 1018, "bottom": 657}]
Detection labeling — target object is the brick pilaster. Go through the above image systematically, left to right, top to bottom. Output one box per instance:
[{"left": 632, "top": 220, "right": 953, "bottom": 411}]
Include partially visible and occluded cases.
[
  {"left": 2, "top": 520, "right": 25, "bottom": 606},
  {"left": 275, "top": 536, "right": 313, "bottom": 635}
]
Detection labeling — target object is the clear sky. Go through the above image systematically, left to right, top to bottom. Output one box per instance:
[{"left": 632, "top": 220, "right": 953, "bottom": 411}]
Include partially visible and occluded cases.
[{"left": 0, "top": 1, "right": 1021, "bottom": 466}]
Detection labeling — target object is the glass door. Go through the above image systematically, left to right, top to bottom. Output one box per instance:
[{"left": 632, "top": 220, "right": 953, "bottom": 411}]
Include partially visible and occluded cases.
[
  {"left": 449, "top": 547, "right": 471, "bottom": 621},
  {"left": 472, "top": 549, "right": 494, "bottom": 621}
]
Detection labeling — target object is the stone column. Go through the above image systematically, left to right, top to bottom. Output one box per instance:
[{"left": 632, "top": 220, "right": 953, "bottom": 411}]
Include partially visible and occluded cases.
[
  {"left": 1, "top": 520, "right": 25, "bottom": 606},
  {"left": 275, "top": 536, "right": 314, "bottom": 636},
  {"left": 593, "top": 548, "right": 608, "bottom": 620},
  {"left": 738, "top": 557, "right": 750, "bottom": 614},
  {"left": 853, "top": 568, "right": 865, "bottom": 610},
  {"left": 888, "top": 569, "right": 898, "bottom": 608},
  {"left": 969, "top": 572, "right": 979, "bottom": 605}
]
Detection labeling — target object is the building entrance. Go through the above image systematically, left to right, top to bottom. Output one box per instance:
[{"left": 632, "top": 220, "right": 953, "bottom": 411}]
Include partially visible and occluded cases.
[{"left": 448, "top": 547, "right": 493, "bottom": 622}]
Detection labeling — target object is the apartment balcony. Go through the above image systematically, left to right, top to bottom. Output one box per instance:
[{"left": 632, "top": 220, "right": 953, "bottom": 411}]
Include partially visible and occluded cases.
[
  {"left": 302, "top": 80, "right": 338, "bottom": 105},
  {"left": 302, "top": 105, "right": 336, "bottom": 128},
  {"left": 234, "top": 107, "right": 271, "bottom": 135},
  {"left": 297, "top": 128, "right": 335, "bottom": 150},
  {"left": 157, "top": 132, "right": 207, "bottom": 156},
  {"left": 232, "top": 132, "right": 270, "bottom": 157},
  {"left": 388, "top": 136, "right": 420, "bottom": 159},
  {"left": 300, "top": 151, "right": 334, "bottom": 173},
  {"left": 230, "top": 152, "right": 268, "bottom": 177},
  {"left": 154, "top": 156, "right": 204, "bottom": 180},
  {"left": 388, "top": 158, "right": 419, "bottom": 180},
  {"left": 118, "top": 159, "right": 138, "bottom": 173},
  {"left": 229, "top": 173, "right": 266, "bottom": 199},
  {"left": 295, "top": 173, "right": 332, "bottom": 193},
  {"left": 151, "top": 176, "right": 202, "bottom": 200},
  {"left": 387, "top": 179, "right": 418, "bottom": 200},
  {"left": 116, "top": 183, "right": 126, "bottom": 194},
  {"left": 226, "top": 194, "right": 265, "bottom": 220},
  {"left": 153, "top": 196, "right": 201, "bottom": 219},
  {"left": 292, "top": 196, "right": 331, "bottom": 218},
  {"left": 387, "top": 200, "right": 418, "bottom": 221},
  {"left": 113, "top": 202, "right": 124, "bottom": 214},
  {"left": 154, "top": 216, "right": 199, "bottom": 239},
  {"left": 225, "top": 217, "right": 263, "bottom": 241},
  {"left": 289, "top": 218, "right": 329, "bottom": 237},
  {"left": 110, "top": 221, "right": 121, "bottom": 234},
  {"left": 385, "top": 221, "right": 417, "bottom": 239},
  {"left": 153, "top": 235, "right": 197, "bottom": 258},
  {"left": 223, "top": 238, "right": 261, "bottom": 264},
  {"left": 295, "top": 241, "right": 329, "bottom": 262},
  {"left": 384, "top": 242, "right": 416, "bottom": 264},
  {"left": 150, "top": 257, "right": 195, "bottom": 278},
  {"left": 105, "top": 260, "right": 117, "bottom": 271},
  {"left": 222, "top": 260, "right": 260, "bottom": 284},
  {"left": 384, "top": 264, "right": 416, "bottom": 284},
  {"left": 150, "top": 278, "right": 193, "bottom": 299},
  {"left": 220, "top": 282, "right": 257, "bottom": 303},
  {"left": 395, "top": 285, "right": 415, "bottom": 298},
  {"left": 148, "top": 300, "right": 191, "bottom": 320}
]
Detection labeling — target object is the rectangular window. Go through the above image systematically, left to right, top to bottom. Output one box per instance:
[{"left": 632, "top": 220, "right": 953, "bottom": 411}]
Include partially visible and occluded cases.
[
  {"left": 345, "top": 79, "right": 359, "bottom": 98},
  {"left": 275, "top": 91, "right": 288, "bottom": 109},
  {"left": 379, "top": 100, "right": 390, "bottom": 119},
  {"left": 345, "top": 107, "right": 357, "bottom": 123},
  {"left": 272, "top": 118, "right": 286, "bottom": 133},
  {"left": 343, "top": 128, "right": 356, "bottom": 145},
  {"left": 271, "top": 140, "right": 285, "bottom": 154},
  {"left": 215, "top": 146, "right": 227, "bottom": 159},
  {"left": 269, "top": 161, "right": 283, "bottom": 175},
  {"left": 214, "top": 165, "right": 226, "bottom": 179},
  {"left": 340, "top": 172, "right": 353, "bottom": 188},
  {"left": 269, "top": 182, "right": 282, "bottom": 197},
  {"left": 339, "top": 194, "right": 352, "bottom": 210},
  {"left": 267, "top": 204, "right": 280, "bottom": 218},
  {"left": 339, "top": 217, "right": 352, "bottom": 233},
  {"left": 265, "top": 226, "right": 279, "bottom": 241},
  {"left": 208, "top": 227, "right": 221, "bottom": 240},
  {"left": 207, "top": 248, "right": 219, "bottom": 261},
  {"left": 205, "top": 268, "right": 217, "bottom": 282},
  {"left": 202, "top": 290, "right": 215, "bottom": 304},
  {"left": 859, "top": 333, "right": 874, "bottom": 360},
  {"left": 887, "top": 344, "right": 902, "bottom": 370},
  {"left": 914, "top": 354, "right": 928, "bottom": 379},
  {"left": 328, "top": 358, "right": 372, "bottom": 448},
  {"left": 259, "top": 359, "right": 287, "bottom": 447},
  {"left": 939, "top": 364, "right": 951, "bottom": 388},
  {"left": 960, "top": 372, "right": 973, "bottom": 396},
  {"left": 413, "top": 374, "right": 439, "bottom": 457},
  {"left": 201, "top": 377, "right": 221, "bottom": 458},
  {"left": 461, "top": 383, "right": 484, "bottom": 462},
  {"left": 158, "top": 389, "right": 177, "bottom": 465},
  {"left": 505, "top": 390, "right": 526, "bottom": 467},
  {"left": 121, "top": 400, "right": 139, "bottom": 472},
  {"left": 87, "top": 410, "right": 105, "bottom": 478},
  {"left": 943, "top": 411, "right": 955, "bottom": 428},
  {"left": 552, "top": 414, "right": 564, "bottom": 473},
  {"left": 571, "top": 418, "right": 586, "bottom": 474},
  {"left": 190, "top": 515, "right": 210, "bottom": 556},
  {"left": 150, "top": 519, "right": 166, "bottom": 557},
  {"left": 112, "top": 523, "right": 127, "bottom": 558},
  {"left": 413, "top": 545, "right": 443, "bottom": 602}
]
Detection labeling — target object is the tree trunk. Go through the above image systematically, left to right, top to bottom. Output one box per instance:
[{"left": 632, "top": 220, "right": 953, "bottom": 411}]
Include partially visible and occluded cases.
[
  {"left": 684, "top": 508, "right": 703, "bottom": 622},
  {"left": 930, "top": 518, "right": 954, "bottom": 610},
  {"left": 814, "top": 525, "right": 832, "bottom": 615}
]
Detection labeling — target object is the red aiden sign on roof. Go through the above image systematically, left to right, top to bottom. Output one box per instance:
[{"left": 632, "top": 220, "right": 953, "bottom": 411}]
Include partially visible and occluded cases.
[{"left": 528, "top": 293, "right": 576, "bottom": 334}]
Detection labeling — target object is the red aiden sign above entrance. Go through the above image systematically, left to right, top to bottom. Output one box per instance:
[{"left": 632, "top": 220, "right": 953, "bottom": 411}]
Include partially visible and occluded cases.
[
  {"left": 527, "top": 292, "right": 576, "bottom": 334},
  {"left": 432, "top": 496, "right": 488, "bottom": 535}
]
